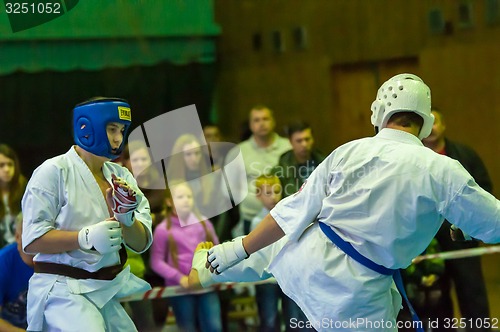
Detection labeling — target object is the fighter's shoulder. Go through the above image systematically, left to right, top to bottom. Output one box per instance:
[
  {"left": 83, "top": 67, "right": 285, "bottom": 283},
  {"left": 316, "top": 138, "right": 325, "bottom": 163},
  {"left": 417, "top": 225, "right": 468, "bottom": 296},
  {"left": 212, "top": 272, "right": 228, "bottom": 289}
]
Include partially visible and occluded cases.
[
  {"left": 321, "top": 137, "right": 370, "bottom": 161},
  {"left": 29, "top": 153, "right": 69, "bottom": 184}
]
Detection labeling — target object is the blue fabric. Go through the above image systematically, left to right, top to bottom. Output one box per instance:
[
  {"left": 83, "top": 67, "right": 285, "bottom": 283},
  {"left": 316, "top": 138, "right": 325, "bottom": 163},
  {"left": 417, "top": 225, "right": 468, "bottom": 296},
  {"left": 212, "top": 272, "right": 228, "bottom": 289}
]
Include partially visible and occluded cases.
[
  {"left": 73, "top": 98, "right": 131, "bottom": 160},
  {"left": 319, "top": 222, "right": 423, "bottom": 332},
  {"left": 0, "top": 242, "right": 34, "bottom": 328},
  {"left": 255, "top": 283, "right": 280, "bottom": 331},
  {"left": 256, "top": 283, "right": 313, "bottom": 332},
  {"left": 169, "top": 291, "right": 222, "bottom": 332},
  {"left": 281, "top": 294, "right": 315, "bottom": 332}
]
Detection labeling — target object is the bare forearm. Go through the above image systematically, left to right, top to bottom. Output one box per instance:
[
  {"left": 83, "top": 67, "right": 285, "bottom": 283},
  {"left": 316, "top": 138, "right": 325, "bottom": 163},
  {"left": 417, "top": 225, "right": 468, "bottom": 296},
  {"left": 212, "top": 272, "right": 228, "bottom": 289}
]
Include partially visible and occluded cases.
[
  {"left": 242, "top": 213, "right": 285, "bottom": 255},
  {"left": 122, "top": 219, "right": 149, "bottom": 252},
  {"left": 24, "top": 229, "right": 79, "bottom": 254}
]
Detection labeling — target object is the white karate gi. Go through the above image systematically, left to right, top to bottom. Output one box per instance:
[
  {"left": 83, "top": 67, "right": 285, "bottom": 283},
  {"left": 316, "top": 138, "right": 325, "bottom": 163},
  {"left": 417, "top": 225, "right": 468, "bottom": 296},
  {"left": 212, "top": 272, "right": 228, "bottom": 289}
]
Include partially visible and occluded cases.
[
  {"left": 195, "top": 128, "right": 500, "bottom": 331},
  {"left": 22, "top": 146, "right": 153, "bottom": 332}
]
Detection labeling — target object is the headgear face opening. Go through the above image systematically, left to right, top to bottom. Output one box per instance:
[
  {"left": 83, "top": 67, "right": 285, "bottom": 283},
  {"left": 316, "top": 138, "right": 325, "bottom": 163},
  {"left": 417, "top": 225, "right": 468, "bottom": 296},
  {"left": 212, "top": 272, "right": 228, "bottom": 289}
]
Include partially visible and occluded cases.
[
  {"left": 370, "top": 73, "right": 434, "bottom": 139},
  {"left": 73, "top": 97, "right": 132, "bottom": 160}
]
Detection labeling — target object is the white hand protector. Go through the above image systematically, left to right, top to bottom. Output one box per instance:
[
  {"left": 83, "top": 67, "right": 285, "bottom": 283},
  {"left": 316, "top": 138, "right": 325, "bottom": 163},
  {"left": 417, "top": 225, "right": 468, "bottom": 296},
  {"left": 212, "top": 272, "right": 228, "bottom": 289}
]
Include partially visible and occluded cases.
[
  {"left": 111, "top": 174, "right": 141, "bottom": 227},
  {"left": 78, "top": 220, "right": 122, "bottom": 254},
  {"left": 207, "top": 237, "right": 248, "bottom": 274}
]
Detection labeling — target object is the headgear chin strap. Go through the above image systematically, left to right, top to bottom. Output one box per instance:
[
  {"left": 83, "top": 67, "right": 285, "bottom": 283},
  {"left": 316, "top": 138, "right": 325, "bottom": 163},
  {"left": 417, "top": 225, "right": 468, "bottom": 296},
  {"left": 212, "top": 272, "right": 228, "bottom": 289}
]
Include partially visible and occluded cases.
[{"left": 73, "top": 97, "right": 132, "bottom": 160}]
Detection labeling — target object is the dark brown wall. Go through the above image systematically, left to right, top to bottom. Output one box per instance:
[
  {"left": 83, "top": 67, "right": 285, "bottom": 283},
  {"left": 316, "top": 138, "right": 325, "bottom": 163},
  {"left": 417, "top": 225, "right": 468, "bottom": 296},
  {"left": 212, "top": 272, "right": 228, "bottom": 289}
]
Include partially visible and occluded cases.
[{"left": 213, "top": 0, "right": 500, "bottom": 197}]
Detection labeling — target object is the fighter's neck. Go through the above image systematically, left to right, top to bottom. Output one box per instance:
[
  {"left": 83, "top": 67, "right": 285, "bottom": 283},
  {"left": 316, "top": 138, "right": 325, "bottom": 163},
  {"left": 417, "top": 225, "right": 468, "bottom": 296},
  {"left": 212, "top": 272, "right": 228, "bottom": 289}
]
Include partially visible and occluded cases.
[{"left": 74, "top": 146, "right": 106, "bottom": 175}]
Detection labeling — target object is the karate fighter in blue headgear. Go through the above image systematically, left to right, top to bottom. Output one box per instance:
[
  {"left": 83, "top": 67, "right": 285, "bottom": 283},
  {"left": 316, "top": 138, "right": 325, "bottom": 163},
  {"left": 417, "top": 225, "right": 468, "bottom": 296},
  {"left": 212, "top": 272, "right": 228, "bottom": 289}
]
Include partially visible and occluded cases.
[{"left": 22, "top": 97, "right": 153, "bottom": 332}]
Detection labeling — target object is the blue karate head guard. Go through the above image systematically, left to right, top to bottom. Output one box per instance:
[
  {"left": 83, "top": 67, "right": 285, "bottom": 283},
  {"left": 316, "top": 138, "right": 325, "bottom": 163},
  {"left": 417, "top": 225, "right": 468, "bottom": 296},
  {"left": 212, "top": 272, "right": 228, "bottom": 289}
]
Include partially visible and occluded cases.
[{"left": 73, "top": 97, "right": 132, "bottom": 160}]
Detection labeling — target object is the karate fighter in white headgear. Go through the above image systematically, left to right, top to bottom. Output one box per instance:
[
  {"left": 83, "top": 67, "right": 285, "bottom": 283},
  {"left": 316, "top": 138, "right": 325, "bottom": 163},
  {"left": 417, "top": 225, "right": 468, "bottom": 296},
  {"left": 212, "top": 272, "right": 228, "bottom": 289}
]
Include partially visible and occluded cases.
[
  {"left": 192, "top": 74, "right": 500, "bottom": 331},
  {"left": 22, "top": 97, "right": 153, "bottom": 332}
]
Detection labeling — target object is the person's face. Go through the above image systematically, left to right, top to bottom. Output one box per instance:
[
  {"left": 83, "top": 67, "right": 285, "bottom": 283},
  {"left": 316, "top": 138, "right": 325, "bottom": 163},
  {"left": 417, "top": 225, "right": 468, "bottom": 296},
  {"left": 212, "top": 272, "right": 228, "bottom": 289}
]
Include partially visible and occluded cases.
[
  {"left": 249, "top": 109, "right": 275, "bottom": 137},
  {"left": 422, "top": 111, "right": 446, "bottom": 144},
  {"left": 106, "top": 122, "right": 125, "bottom": 154},
  {"left": 203, "top": 126, "right": 221, "bottom": 143},
  {"left": 290, "top": 128, "right": 314, "bottom": 160},
  {"left": 183, "top": 141, "right": 202, "bottom": 171},
  {"left": 129, "top": 147, "right": 152, "bottom": 177},
  {"left": 0, "top": 153, "right": 15, "bottom": 184},
  {"left": 257, "top": 183, "right": 282, "bottom": 210},
  {"left": 170, "top": 184, "right": 194, "bottom": 216}
]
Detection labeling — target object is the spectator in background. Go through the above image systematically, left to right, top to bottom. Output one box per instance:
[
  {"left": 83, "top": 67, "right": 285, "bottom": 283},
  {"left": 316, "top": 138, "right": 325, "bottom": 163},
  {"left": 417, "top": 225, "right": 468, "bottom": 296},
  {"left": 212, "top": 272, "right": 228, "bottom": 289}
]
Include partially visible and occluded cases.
[
  {"left": 223, "top": 105, "right": 290, "bottom": 332},
  {"left": 225, "top": 105, "right": 291, "bottom": 238},
  {"left": 422, "top": 108, "right": 491, "bottom": 328},
  {"left": 274, "top": 121, "right": 325, "bottom": 198},
  {"left": 202, "top": 123, "right": 231, "bottom": 171},
  {"left": 166, "top": 134, "right": 215, "bottom": 219},
  {"left": 121, "top": 140, "right": 166, "bottom": 329},
  {"left": 122, "top": 140, "right": 164, "bottom": 225},
  {"left": 0, "top": 144, "right": 27, "bottom": 248},
  {"left": 250, "top": 174, "right": 314, "bottom": 332},
  {"left": 150, "top": 181, "right": 221, "bottom": 332},
  {"left": 0, "top": 213, "right": 33, "bottom": 332},
  {"left": 398, "top": 238, "right": 446, "bottom": 331}
]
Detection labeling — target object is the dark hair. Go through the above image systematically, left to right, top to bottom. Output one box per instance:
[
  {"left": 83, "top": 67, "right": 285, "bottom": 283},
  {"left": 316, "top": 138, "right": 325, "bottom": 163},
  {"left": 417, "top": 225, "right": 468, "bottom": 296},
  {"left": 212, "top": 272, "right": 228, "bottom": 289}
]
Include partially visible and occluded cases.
[
  {"left": 74, "top": 96, "right": 129, "bottom": 108},
  {"left": 249, "top": 104, "right": 274, "bottom": 120},
  {"left": 250, "top": 104, "right": 270, "bottom": 112},
  {"left": 430, "top": 107, "right": 445, "bottom": 125},
  {"left": 387, "top": 112, "right": 424, "bottom": 129},
  {"left": 285, "top": 121, "right": 311, "bottom": 138},
  {"left": 202, "top": 122, "right": 219, "bottom": 129},
  {"left": 0, "top": 144, "right": 27, "bottom": 219}
]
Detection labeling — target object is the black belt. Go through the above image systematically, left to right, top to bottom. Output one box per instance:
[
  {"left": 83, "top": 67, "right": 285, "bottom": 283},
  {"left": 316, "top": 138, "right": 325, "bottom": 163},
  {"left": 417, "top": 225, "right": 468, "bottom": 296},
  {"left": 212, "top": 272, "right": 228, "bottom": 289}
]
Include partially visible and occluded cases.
[{"left": 34, "top": 246, "right": 127, "bottom": 280}]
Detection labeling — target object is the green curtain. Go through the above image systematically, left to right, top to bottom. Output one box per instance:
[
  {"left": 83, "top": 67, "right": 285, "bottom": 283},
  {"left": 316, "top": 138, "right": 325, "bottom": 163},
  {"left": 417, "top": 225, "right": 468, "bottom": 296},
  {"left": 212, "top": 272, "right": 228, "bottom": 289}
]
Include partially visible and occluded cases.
[{"left": 0, "top": 0, "right": 221, "bottom": 74}]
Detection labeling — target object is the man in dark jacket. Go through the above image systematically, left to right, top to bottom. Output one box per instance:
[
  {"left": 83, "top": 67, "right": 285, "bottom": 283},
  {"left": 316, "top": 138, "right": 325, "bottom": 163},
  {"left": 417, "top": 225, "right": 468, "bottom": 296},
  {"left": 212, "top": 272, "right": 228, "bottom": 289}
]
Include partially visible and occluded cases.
[
  {"left": 422, "top": 108, "right": 491, "bottom": 329},
  {"left": 274, "top": 121, "right": 325, "bottom": 198}
]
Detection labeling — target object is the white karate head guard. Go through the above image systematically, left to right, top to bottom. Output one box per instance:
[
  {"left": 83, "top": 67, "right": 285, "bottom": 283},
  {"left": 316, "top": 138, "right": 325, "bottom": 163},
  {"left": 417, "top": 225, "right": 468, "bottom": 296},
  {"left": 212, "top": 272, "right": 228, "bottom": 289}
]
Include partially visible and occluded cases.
[{"left": 370, "top": 73, "right": 434, "bottom": 139}]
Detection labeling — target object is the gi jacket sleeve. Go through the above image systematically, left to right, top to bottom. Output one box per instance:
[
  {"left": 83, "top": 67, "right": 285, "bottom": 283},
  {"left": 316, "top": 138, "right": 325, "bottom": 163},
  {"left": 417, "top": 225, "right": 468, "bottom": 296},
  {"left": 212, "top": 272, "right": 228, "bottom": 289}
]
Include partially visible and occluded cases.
[
  {"left": 270, "top": 153, "right": 333, "bottom": 241},
  {"left": 21, "top": 162, "right": 61, "bottom": 252},
  {"left": 441, "top": 175, "right": 500, "bottom": 244}
]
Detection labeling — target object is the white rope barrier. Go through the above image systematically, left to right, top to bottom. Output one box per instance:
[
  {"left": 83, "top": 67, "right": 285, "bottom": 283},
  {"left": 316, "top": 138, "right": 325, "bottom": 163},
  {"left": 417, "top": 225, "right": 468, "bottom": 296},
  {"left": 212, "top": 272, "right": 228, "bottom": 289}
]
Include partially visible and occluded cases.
[
  {"left": 121, "top": 245, "right": 500, "bottom": 302},
  {"left": 411, "top": 245, "right": 500, "bottom": 264},
  {"left": 120, "top": 278, "right": 276, "bottom": 302}
]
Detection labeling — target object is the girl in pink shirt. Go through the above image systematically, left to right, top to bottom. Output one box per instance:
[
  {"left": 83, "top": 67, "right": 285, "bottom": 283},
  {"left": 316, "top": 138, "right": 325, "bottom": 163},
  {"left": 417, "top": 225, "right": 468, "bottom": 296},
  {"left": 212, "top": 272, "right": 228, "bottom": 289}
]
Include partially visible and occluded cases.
[{"left": 150, "top": 181, "right": 222, "bottom": 331}]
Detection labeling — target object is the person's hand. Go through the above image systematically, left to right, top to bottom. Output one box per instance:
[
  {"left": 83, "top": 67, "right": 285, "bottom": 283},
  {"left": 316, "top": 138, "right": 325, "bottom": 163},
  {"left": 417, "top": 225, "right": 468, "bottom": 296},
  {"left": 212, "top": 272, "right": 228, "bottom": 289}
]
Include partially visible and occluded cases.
[
  {"left": 106, "top": 174, "right": 141, "bottom": 227},
  {"left": 78, "top": 219, "right": 122, "bottom": 254},
  {"left": 450, "top": 224, "right": 473, "bottom": 241},
  {"left": 206, "top": 237, "right": 248, "bottom": 274},
  {"left": 195, "top": 241, "right": 214, "bottom": 252},
  {"left": 191, "top": 246, "right": 216, "bottom": 288},
  {"left": 188, "top": 269, "right": 203, "bottom": 290},
  {"left": 421, "top": 274, "right": 439, "bottom": 287},
  {"left": 179, "top": 275, "right": 190, "bottom": 289}
]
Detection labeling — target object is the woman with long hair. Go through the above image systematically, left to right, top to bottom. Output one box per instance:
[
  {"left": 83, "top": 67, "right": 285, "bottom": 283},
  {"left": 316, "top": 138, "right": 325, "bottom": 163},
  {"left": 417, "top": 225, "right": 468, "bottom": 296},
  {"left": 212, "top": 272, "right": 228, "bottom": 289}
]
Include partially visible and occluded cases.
[
  {"left": 166, "top": 134, "right": 213, "bottom": 216},
  {"left": 122, "top": 140, "right": 164, "bottom": 224},
  {"left": 0, "top": 144, "right": 27, "bottom": 248}
]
